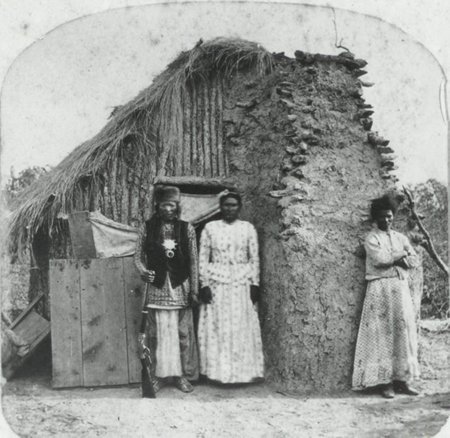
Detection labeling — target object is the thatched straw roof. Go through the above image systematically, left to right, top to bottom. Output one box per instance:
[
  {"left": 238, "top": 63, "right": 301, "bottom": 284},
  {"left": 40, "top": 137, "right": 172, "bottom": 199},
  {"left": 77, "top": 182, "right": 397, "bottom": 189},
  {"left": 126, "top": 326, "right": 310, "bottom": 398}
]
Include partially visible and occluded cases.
[{"left": 7, "top": 38, "right": 274, "bottom": 255}]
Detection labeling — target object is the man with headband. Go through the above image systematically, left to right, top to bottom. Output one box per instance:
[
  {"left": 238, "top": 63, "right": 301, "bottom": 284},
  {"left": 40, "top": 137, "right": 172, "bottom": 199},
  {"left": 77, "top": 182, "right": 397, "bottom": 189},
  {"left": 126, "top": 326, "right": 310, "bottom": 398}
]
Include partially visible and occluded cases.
[{"left": 135, "top": 185, "right": 199, "bottom": 394}]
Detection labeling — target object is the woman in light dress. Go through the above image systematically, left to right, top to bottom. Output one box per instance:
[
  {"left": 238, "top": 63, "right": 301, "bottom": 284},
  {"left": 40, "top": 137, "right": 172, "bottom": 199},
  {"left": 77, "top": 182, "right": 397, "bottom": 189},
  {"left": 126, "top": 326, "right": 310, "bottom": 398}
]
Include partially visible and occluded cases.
[
  {"left": 197, "top": 192, "right": 264, "bottom": 383},
  {"left": 353, "top": 194, "right": 420, "bottom": 398}
]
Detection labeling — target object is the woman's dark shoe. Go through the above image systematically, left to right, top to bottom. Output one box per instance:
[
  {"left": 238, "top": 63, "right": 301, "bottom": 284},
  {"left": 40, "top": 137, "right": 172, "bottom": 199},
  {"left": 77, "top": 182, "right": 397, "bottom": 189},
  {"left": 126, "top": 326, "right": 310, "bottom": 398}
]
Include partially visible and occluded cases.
[
  {"left": 174, "top": 376, "right": 194, "bottom": 393},
  {"left": 394, "top": 381, "right": 419, "bottom": 396},
  {"left": 380, "top": 383, "right": 395, "bottom": 399}
]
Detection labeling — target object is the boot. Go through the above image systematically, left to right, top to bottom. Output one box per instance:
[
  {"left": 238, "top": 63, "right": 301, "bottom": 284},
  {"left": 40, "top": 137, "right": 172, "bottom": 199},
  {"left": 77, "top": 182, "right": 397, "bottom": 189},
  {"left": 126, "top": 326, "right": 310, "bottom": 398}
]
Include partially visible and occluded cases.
[
  {"left": 174, "top": 376, "right": 194, "bottom": 393},
  {"left": 394, "top": 380, "right": 419, "bottom": 396},
  {"left": 380, "top": 383, "right": 395, "bottom": 399}
]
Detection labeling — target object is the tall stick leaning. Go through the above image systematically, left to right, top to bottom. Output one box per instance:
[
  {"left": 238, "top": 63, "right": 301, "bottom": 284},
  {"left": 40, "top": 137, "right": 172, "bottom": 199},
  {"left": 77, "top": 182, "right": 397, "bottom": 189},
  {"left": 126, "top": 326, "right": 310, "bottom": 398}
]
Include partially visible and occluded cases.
[{"left": 403, "top": 186, "right": 449, "bottom": 277}]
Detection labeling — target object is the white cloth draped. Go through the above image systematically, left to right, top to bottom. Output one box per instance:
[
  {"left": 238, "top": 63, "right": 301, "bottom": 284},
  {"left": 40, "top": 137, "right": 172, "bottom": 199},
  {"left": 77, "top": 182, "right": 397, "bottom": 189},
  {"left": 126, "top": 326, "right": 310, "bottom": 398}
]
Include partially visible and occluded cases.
[{"left": 154, "top": 310, "right": 182, "bottom": 378}]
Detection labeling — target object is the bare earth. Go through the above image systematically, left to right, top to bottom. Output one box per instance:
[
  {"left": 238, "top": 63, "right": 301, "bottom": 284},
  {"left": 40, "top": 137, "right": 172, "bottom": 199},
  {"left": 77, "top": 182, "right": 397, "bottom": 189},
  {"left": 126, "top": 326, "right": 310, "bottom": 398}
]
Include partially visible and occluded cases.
[{"left": 2, "top": 324, "right": 450, "bottom": 438}]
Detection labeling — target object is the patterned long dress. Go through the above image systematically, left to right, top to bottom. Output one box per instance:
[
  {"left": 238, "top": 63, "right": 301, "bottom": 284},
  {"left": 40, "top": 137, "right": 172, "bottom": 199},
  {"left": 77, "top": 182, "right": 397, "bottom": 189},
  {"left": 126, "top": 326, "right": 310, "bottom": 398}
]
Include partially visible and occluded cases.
[
  {"left": 197, "top": 219, "right": 264, "bottom": 383},
  {"left": 352, "top": 226, "right": 420, "bottom": 390}
]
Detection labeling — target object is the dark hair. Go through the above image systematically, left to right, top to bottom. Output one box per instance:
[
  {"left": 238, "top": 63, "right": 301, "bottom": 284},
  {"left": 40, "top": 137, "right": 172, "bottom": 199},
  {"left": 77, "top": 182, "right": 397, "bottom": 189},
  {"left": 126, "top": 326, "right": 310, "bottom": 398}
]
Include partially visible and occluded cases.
[
  {"left": 219, "top": 191, "right": 242, "bottom": 207},
  {"left": 370, "top": 194, "right": 399, "bottom": 221}
]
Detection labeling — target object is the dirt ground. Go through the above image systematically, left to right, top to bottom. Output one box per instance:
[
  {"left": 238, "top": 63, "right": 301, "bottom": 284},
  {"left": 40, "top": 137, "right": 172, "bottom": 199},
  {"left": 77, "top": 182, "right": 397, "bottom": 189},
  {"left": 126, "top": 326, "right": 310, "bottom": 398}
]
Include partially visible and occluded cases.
[{"left": 1, "top": 326, "right": 450, "bottom": 438}]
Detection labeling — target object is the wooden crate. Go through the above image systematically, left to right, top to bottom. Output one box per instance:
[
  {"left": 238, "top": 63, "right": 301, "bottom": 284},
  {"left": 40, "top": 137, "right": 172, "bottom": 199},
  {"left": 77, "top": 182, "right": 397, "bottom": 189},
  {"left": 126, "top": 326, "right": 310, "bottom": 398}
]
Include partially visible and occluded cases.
[
  {"left": 49, "top": 257, "right": 144, "bottom": 388},
  {"left": 2, "top": 293, "right": 51, "bottom": 380}
]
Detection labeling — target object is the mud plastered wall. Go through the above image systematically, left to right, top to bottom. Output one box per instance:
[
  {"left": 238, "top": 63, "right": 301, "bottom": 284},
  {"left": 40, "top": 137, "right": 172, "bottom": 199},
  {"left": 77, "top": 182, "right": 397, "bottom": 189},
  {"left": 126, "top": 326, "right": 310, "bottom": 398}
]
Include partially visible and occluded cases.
[{"left": 222, "top": 53, "right": 392, "bottom": 392}]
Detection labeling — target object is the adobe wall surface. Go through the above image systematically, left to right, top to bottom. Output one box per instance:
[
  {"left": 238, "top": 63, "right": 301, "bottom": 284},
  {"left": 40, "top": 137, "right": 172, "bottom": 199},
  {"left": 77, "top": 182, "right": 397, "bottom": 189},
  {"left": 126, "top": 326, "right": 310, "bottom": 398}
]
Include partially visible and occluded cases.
[{"left": 222, "top": 54, "right": 391, "bottom": 391}]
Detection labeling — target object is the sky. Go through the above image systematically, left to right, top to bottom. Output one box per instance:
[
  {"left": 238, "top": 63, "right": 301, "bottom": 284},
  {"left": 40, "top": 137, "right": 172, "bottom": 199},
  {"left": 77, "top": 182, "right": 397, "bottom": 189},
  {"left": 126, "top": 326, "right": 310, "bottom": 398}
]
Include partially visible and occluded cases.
[{"left": 0, "top": 0, "right": 448, "bottom": 186}]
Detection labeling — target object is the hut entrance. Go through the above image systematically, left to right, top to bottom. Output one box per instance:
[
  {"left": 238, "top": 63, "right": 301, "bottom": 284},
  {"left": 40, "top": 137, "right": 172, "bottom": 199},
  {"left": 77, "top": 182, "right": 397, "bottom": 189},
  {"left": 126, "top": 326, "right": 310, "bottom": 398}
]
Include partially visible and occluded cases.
[
  {"left": 152, "top": 176, "right": 237, "bottom": 242},
  {"left": 152, "top": 176, "right": 238, "bottom": 333},
  {"left": 48, "top": 177, "right": 234, "bottom": 389}
]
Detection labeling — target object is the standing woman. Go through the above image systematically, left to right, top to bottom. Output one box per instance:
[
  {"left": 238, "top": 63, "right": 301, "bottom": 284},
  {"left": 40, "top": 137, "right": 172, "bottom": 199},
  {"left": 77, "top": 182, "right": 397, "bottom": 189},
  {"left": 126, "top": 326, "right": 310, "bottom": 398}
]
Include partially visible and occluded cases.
[
  {"left": 135, "top": 185, "right": 199, "bottom": 393},
  {"left": 197, "top": 192, "right": 264, "bottom": 383},
  {"left": 352, "top": 194, "right": 420, "bottom": 398}
]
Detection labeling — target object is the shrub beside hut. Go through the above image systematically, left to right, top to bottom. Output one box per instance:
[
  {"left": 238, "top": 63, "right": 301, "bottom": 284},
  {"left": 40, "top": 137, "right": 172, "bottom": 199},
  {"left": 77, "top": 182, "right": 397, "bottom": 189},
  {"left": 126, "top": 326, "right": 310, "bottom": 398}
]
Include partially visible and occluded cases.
[{"left": 7, "top": 37, "right": 397, "bottom": 392}]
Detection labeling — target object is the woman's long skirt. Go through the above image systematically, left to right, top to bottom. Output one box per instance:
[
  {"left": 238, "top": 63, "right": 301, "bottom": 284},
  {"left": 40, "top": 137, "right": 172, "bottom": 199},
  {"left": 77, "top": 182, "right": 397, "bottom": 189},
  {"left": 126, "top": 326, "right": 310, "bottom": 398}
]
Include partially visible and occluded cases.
[
  {"left": 352, "top": 277, "right": 420, "bottom": 390},
  {"left": 197, "top": 282, "right": 264, "bottom": 383}
]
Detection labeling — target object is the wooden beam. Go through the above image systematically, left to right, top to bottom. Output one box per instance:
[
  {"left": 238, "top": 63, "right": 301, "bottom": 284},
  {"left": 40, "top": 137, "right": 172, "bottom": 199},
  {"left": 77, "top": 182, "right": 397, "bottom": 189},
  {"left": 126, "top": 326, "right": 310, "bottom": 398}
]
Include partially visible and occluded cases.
[
  {"left": 216, "top": 77, "right": 226, "bottom": 176},
  {"left": 153, "top": 176, "right": 238, "bottom": 190},
  {"left": 67, "top": 211, "right": 97, "bottom": 259},
  {"left": 122, "top": 257, "right": 145, "bottom": 383},
  {"left": 80, "top": 258, "right": 129, "bottom": 386},
  {"left": 50, "top": 259, "right": 83, "bottom": 388},
  {"left": 10, "top": 292, "right": 46, "bottom": 330}
]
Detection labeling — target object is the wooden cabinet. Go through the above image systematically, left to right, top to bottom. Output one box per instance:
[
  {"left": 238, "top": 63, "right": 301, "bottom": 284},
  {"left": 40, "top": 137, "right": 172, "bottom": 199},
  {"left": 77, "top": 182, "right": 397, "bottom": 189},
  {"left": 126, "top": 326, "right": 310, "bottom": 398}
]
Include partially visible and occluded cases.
[{"left": 49, "top": 257, "right": 143, "bottom": 388}]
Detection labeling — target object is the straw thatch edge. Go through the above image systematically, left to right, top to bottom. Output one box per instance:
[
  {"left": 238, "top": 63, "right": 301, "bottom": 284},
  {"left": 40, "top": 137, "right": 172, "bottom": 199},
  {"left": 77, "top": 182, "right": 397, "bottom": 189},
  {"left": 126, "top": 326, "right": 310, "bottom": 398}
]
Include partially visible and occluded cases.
[{"left": 7, "top": 37, "right": 274, "bottom": 256}]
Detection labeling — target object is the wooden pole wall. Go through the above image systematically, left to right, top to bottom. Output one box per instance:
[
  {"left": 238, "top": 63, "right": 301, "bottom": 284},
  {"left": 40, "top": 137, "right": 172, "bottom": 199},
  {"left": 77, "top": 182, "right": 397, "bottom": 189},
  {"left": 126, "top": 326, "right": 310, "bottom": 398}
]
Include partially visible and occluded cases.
[{"left": 94, "top": 74, "right": 228, "bottom": 226}]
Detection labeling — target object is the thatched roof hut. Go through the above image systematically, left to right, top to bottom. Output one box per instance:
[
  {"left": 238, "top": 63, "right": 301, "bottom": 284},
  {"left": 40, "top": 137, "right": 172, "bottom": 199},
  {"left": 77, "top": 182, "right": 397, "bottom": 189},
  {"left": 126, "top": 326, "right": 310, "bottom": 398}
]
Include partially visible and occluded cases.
[
  {"left": 8, "top": 37, "right": 396, "bottom": 392},
  {"left": 8, "top": 38, "right": 273, "bottom": 255}
]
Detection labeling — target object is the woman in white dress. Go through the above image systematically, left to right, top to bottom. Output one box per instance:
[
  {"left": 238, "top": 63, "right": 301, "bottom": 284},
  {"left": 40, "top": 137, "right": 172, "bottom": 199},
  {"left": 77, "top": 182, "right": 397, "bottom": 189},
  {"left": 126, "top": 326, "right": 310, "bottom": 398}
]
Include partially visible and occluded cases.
[{"left": 197, "top": 192, "right": 264, "bottom": 383}]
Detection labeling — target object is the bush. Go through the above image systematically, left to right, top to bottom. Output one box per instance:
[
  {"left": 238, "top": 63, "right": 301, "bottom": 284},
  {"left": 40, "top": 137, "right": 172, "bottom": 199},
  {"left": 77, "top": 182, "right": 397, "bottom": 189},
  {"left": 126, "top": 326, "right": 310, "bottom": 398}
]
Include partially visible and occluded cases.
[{"left": 413, "top": 180, "right": 448, "bottom": 319}]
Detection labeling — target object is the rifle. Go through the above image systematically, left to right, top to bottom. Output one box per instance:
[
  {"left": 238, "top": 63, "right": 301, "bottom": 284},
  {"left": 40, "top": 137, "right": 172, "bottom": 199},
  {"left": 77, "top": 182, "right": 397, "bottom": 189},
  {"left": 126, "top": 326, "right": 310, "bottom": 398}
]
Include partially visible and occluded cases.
[
  {"left": 139, "top": 284, "right": 156, "bottom": 398},
  {"left": 140, "top": 346, "right": 156, "bottom": 398}
]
